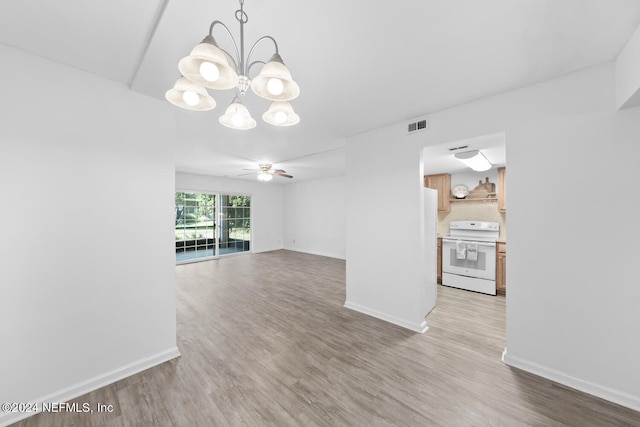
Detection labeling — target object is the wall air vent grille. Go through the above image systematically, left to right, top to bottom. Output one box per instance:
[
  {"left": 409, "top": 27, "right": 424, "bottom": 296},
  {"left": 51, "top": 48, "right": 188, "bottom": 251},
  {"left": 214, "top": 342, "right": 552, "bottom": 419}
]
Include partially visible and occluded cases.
[{"left": 406, "top": 117, "right": 429, "bottom": 135}]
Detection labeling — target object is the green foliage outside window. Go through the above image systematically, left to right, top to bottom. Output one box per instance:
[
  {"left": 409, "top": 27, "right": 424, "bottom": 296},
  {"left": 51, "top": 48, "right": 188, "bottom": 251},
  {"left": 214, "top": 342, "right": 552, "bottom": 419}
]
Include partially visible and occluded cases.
[{"left": 175, "top": 192, "right": 250, "bottom": 243}]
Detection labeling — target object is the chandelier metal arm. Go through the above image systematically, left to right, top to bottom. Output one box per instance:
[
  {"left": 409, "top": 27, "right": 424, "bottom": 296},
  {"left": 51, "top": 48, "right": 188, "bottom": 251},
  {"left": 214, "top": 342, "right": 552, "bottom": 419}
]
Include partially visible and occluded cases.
[
  {"left": 208, "top": 1, "right": 279, "bottom": 80},
  {"left": 209, "top": 20, "right": 241, "bottom": 72},
  {"left": 246, "top": 35, "right": 279, "bottom": 76},
  {"left": 246, "top": 60, "right": 266, "bottom": 78}
]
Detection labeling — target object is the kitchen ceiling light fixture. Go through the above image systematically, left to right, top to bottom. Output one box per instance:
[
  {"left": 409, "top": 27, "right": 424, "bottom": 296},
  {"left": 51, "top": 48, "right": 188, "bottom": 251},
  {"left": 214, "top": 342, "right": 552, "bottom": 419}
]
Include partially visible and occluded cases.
[
  {"left": 165, "top": 0, "right": 300, "bottom": 130},
  {"left": 455, "top": 150, "right": 492, "bottom": 171}
]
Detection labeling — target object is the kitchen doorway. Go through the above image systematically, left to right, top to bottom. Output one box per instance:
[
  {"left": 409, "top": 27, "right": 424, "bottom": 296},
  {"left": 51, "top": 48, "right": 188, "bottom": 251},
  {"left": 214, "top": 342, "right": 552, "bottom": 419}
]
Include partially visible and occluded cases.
[{"left": 422, "top": 132, "right": 507, "bottom": 297}]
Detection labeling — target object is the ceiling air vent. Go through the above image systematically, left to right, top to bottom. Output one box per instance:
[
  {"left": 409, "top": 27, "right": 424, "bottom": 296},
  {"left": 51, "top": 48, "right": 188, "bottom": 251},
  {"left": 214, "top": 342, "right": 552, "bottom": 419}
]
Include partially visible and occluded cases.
[
  {"left": 406, "top": 117, "right": 429, "bottom": 135},
  {"left": 448, "top": 145, "right": 470, "bottom": 152}
]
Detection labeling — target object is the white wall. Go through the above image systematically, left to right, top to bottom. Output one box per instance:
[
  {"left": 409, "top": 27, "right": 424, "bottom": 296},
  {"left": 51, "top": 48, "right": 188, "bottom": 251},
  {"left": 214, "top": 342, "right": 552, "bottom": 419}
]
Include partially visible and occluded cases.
[
  {"left": 616, "top": 24, "right": 640, "bottom": 109},
  {"left": 0, "top": 45, "right": 178, "bottom": 425},
  {"left": 346, "top": 61, "right": 640, "bottom": 410},
  {"left": 505, "top": 110, "right": 640, "bottom": 410},
  {"left": 346, "top": 125, "right": 431, "bottom": 332},
  {"left": 176, "top": 172, "right": 284, "bottom": 253},
  {"left": 283, "top": 176, "right": 346, "bottom": 259}
]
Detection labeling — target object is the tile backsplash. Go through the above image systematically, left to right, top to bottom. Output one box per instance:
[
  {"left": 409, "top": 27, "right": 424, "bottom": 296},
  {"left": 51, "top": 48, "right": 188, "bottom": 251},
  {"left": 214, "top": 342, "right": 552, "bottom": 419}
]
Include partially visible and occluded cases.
[{"left": 437, "top": 200, "right": 506, "bottom": 240}]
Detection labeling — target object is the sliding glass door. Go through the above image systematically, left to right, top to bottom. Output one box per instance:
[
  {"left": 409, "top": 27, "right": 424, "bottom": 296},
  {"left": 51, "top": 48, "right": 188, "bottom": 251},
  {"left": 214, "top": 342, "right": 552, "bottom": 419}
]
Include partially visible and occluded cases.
[
  {"left": 175, "top": 192, "right": 250, "bottom": 263},
  {"left": 219, "top": 195, "right": 251, "bottom": 255}
]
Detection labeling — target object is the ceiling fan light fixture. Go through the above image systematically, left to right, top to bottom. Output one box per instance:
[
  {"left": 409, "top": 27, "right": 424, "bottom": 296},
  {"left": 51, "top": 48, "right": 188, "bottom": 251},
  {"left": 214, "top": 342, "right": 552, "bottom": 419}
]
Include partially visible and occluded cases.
[
  {"left": 178, "top": 36, "right": 239, "bottom": 90},
  {"left": 251, "top": 53, "right": 300, "bottom": 101},
  {"left": 165, "top": 77, "right": 216, "bottom": 111},
  {"left": 219, "top": 98, "right": 256, "bottom": 130},
  {"left": 262, "top": 101, "right": 300, "bottom": 126},
  {"left": 455, "top": 150, "right": 492, "bottom": 171},
  {"left": 240, "top": 162, "right": 293, "bottom": 181},
  {"left": 257, "top": 171, "right": 273, "bottom": 182}
]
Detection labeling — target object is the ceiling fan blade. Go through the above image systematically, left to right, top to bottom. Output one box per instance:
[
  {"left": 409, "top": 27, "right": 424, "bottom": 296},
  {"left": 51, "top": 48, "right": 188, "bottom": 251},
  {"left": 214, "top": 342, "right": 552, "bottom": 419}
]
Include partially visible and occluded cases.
[
  {"left": 241, "top": 162, "right": 293, "bottom": 179},
  {"left": 237, "top": 172, "right": 256, "bottom": 177},
  {"left": 274, "top": 172, "right": 293, "bottom": 178}
]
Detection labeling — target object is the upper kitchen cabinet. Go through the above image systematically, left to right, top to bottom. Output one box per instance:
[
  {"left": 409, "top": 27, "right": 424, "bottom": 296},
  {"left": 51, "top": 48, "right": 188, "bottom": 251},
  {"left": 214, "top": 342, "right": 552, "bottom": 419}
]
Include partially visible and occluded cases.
[
  {"left": 498, "top": 167, "right": 506, "bottom": 213},
  {"left": 424, "top": 173, "right": 451, "bottom": 213}
]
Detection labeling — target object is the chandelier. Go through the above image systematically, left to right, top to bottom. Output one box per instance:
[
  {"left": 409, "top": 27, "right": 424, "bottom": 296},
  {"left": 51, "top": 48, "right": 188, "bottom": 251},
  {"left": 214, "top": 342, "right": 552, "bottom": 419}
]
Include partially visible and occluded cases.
[{"left": 165, "top": 0, "right": 300, "bottom": 130}]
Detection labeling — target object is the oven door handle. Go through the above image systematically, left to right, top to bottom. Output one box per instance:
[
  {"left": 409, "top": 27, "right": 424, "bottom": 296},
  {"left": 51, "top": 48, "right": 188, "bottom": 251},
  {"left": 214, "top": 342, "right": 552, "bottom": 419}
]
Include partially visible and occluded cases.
[{"left": 442, "top": 239, "right": 496, "bottom": 248}]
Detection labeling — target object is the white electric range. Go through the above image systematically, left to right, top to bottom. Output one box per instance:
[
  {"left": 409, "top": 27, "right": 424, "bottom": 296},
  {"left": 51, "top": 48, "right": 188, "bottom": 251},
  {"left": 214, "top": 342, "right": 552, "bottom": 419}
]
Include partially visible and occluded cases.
[{"left": 441, "top": 221, "right": 499, "bottom": 295}]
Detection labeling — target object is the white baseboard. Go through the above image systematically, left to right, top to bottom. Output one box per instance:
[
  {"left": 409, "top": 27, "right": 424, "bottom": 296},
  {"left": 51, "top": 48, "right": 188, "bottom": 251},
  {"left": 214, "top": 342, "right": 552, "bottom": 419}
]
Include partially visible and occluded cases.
[
  {"left": 282, "top": 247, "right": 346, "bottom": 260},
  {"left": 344, "top": 300, "right": 428, "bottom": 333},
  {"left": 0, "top": 347, "right": 181, "bottom": 427},
  {"left": 502, "top": 348, "right": 640, "bottom": 412}
]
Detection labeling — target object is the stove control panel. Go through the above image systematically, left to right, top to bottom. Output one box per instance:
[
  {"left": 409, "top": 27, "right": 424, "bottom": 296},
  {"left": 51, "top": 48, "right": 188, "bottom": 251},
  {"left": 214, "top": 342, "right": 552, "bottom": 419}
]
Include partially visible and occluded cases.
[{"left": 450, "top": 221, "right": 499, "bottom": 231}]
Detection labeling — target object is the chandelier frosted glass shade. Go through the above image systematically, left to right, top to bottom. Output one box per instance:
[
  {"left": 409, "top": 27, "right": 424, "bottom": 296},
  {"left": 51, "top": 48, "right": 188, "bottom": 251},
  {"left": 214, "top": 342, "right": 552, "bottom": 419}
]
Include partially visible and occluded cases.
[
  {"left": 178, "top": 36, "right": 239, "bottom": 90},
  {"left": 250, "top": 54, "right": 300, "bottom": 101},
  {"left": 165, "top": 77, "right": 216, "bottom": 111},
  {"left": 219, "top": 99, "right": 256, "bottom": 130},
  {"left": 262, "top": 101, "right": 300, "bottom": 126}
]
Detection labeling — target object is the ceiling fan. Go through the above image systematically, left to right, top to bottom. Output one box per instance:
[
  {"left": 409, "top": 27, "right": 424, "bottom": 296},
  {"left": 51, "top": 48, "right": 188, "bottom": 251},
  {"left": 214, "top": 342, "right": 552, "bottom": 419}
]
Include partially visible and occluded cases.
[
  {"left": 236, "top": 147, "right": 344, "bottom": 181},
  {"left": 240, "top": 163, "right": 293, "bottom": 181}
]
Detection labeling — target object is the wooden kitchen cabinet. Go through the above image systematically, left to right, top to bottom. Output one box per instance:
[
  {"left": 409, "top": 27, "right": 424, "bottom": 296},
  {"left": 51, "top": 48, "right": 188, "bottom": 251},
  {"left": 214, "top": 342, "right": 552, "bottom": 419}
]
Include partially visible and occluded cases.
[
  {"left": 497, "top": 167, "right": 506, "bottom": 213},
  {"left": 424, "top": 173, "right": 451, "bottom": 213},
  {"left": 437, "top": 237, "right": 442, "bottom": 284},
  {"left": 496, "top": 242, "right": 506, "bottom": 295}
]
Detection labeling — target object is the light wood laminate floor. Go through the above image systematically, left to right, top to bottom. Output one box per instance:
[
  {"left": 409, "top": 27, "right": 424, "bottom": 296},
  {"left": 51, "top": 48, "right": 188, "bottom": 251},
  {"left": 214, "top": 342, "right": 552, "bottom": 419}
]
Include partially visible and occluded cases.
[{"left": 14, "top": 250, "right": 640, "bottom": 426}]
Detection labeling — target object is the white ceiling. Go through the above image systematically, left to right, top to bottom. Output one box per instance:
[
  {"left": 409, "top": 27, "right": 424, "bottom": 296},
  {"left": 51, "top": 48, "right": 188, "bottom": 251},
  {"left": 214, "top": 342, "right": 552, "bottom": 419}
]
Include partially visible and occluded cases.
[{"left": 1, "top": 0, "right": 639, "bottom": 182}]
